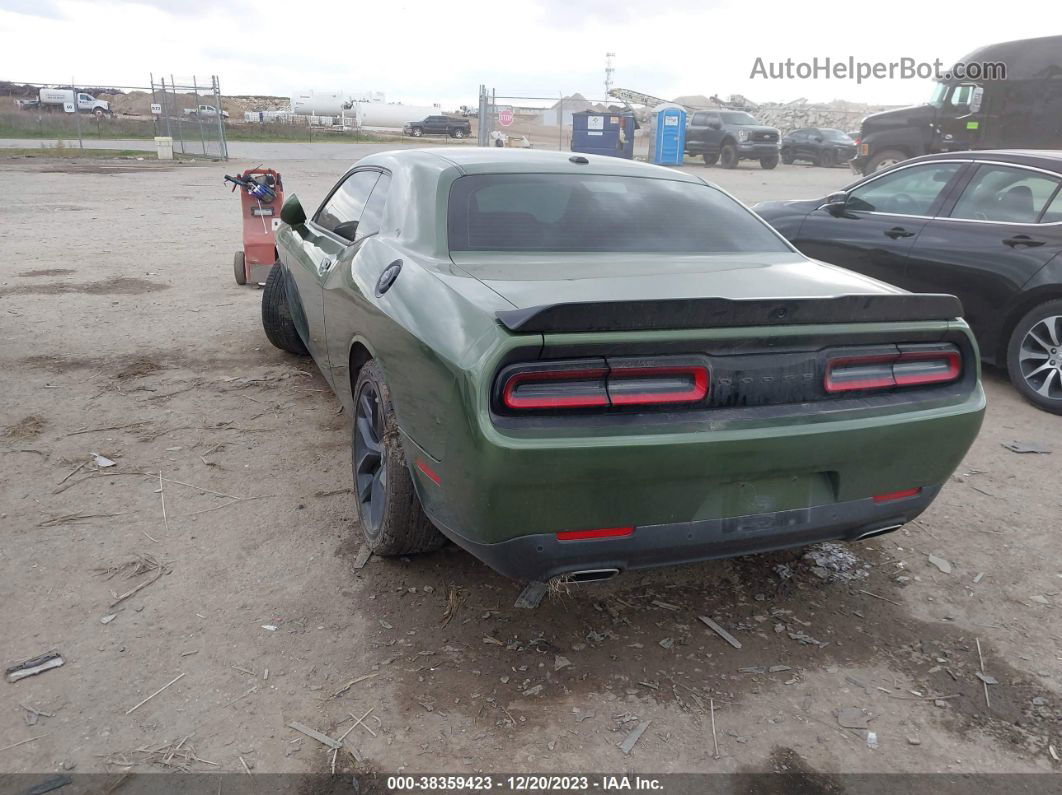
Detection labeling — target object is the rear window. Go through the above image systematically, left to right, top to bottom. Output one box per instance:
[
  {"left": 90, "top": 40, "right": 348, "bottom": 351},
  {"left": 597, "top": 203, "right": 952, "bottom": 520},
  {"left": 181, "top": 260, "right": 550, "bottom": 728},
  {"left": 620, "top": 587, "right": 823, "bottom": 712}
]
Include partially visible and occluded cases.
[{"left": 447, "top": 174, "right": 789, "bottom": 253}]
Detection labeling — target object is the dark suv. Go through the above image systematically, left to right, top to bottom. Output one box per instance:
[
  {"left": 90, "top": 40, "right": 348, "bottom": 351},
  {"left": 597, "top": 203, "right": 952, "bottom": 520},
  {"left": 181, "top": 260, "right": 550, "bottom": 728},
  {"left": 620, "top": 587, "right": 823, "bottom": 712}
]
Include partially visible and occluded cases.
[
  {"left": 685, "top": 110, "right": 781, "bottom": 169},
  {"left": 403, "top": 115, "right": 471, "bottom": 139},
  {"left": 780, "top": 128, "right": 857, "bottom": 168}
]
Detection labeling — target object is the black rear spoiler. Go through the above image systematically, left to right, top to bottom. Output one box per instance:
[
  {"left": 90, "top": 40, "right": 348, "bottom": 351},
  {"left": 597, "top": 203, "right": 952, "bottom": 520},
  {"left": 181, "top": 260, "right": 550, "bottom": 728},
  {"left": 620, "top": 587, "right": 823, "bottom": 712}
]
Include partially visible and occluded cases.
[{"left": 495, "top": 294, "right": 963, "bottom": 334}]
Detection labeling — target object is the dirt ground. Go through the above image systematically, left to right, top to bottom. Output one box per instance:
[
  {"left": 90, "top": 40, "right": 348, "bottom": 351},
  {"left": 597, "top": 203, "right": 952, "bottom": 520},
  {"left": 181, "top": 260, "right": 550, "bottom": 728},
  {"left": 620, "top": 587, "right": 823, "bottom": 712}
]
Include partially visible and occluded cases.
[{"left": 0, "top": 153, "right": 1059, "bottom": 783}]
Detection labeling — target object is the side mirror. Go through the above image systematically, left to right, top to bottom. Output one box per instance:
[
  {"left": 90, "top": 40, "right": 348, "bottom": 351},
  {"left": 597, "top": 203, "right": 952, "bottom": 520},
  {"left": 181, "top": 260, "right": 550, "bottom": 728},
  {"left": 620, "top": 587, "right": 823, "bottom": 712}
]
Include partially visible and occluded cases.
[
  {"left": 970, "top": 86, "right": 984, "bottom": 114},
  {"left": 822, "top": 191, "right": 848, "bottom": 216},
  {"left": 280, "top": 194, "right": 306, "bottom": 227}
]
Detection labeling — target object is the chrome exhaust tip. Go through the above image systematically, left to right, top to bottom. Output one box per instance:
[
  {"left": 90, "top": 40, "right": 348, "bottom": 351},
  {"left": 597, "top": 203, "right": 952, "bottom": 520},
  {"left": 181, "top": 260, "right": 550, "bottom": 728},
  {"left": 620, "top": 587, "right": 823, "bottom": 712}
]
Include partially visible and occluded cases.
[
  {"left": 856, "top": 523, "right": 904, "bottom": 541},
  {"left": 567, "top": 568, "right": 620, "bottom": 583}
]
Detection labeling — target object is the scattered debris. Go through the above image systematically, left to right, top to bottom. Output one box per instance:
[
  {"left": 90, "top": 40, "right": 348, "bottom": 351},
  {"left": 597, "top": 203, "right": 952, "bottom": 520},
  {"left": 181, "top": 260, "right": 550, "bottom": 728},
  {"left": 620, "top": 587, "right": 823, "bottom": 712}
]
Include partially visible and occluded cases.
[
  {"left": 1001, "top": 440, "right": 1051, "bottom": 454},
  {"left": 92, "top": 452, "right": 116, "bottom": 468},
  {"left": 803, "top": 543, "right": 869, "bottom": 581},
  {"left": 352, "top": 546, "right": 373, "bottom": 569},
  {"left": 927, "top": 554, "right": 953, "bottom": 574},
  {"left": 104, "top": 555, "right": 165, "bottom": 607},
  {"left": 973, "top": 572, "right": 985, "bottom": 584},
  {"left": 514, "top": 581, "right": 548, "bottom": 609},
  {"left": 441, "top": 586, "right": 463, "bottom": 627},
  {"left": 857, "top": 589, "right": 902, "bottom": 606},
  {"left": 1030, "top": 595, "right": 1050, "bottom": 605},
  {"left": 651, "top": 600, "right": 680, "bottom": 611},
  {"left": 698, "top": 615, "right": 742, "bottom": 649},
  {"left": 261, "top": 625, "right": 278, "bottom": 632},
  {"left": 787, "top": 630, "right": 827, "bottom": 647},
  {"left": 658, "top": 637, "right": 675, "bottom": 650},
  {"left": 975, "top": 637, "right": 992, "bottom": 708},
  {"left": 6, "top": 651, "right": 64, "bottom": 683},
  {"left": 554, "top": 656, "right": 572, "bottom": 671},
  {"left": 126, "top": 672, "right": 185, "bottom": 714},
  {"left": 975, "top": 672, "right": 999, "bottom": 686},
  {"left": 331, "top": 673, "right": 377, "bottom": 700},
  {"left": 523, "top": 685, "right": 543, "bottom": 697},
  {"left": 710, "top": 699, "right": 720, "bottom": 760},
  {"left": 344, "top": 707, "right": 377, "bottom": 738},
  {"left": 837, "top": 707, "right": 872, "bottom": 729},
  {"left": 619, "top": 720, "right": 650, "bottom": 755},
  {"left": 287, "top": 722, "right": 342, "bottom": 750},
  {"left": 866, "top": 731, "right": 879, "bottom": 750},
  {"left": 0, "top": 735, "right": 46, "bottom": 754},
  {"left": 907, "top": 736, "right": 922, "bottom": 746},
  {"left": 1050, "top": 745, "right": 1060, "bottom": 762}
]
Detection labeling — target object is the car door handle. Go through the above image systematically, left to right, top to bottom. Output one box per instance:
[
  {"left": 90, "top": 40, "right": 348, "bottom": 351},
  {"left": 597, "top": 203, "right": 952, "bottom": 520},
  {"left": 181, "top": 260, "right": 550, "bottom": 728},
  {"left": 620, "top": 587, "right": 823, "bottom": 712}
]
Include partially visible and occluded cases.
[
  {"left": 884, "top": 227, "right": 915, "bottom": 239},
  {"left": 1003, "top": 235, "right": 1045, "bottom": 248},
  {"left": 316, "top": 258, "right": 333, "bottom": 275}
]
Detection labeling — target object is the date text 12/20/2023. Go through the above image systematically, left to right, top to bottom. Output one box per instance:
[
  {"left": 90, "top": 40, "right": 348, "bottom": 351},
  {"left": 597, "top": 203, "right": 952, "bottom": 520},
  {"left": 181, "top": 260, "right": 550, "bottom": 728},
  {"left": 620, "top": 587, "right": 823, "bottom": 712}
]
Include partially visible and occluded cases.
[{"left": 386, "top": 775, "right": 664, "bottom": 791}]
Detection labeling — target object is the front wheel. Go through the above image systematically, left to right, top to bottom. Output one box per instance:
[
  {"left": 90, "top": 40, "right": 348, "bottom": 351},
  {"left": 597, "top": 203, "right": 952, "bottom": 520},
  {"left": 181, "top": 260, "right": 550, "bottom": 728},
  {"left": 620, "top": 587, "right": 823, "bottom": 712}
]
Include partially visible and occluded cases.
[
  {"left": 410, "top": 127, "right": 423, "bottom": 137},
  {"left": 719, "top": 143, "right": 738, "bottom": 169},
  {"left": 780, "top": 148, "right": 794, "bottom": 165},
  {"left": 866, "top": 149, "right": 907, "bottom": 173},
  {"left": 702, "top": 153, "right": 719, "bottom": 166},
  {"left": 760, "top": 156, "right": 779, "bottom": 170},
  {"left": 1006, "top": 300, "right": 1062, "bottom": 414},
  {"left": 352, "top": 360, "right": 446, "bottom": 556}
]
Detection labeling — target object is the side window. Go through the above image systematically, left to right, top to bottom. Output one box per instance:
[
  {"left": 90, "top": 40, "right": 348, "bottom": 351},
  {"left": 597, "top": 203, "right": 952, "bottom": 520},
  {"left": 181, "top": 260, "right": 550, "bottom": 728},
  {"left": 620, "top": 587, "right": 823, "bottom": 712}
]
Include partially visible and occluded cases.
[
  {"left": 692, "top": 112, "right": 709, "bottom": 126},
  {"left": 705, "top": 112, "right": 721, "bottom": 127},
  {"left": 847, "top": 163, "right": 962, "bottom": 216},
  {"left": 949, "top": 165, "right": 1061, "bottom": 224},
  {"left": 315, "top": 170, "right": 380, "bottom": 240},
  {"left": 356, "top": 174, "right": 392, "bottom": 240}
]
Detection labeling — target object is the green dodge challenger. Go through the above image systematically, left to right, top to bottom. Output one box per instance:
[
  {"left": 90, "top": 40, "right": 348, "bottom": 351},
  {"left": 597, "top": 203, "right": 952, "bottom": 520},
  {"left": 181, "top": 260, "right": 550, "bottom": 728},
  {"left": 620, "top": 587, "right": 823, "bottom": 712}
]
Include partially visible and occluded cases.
[{"left": 262, "top": 148, "right": 985, "bottom": 582}]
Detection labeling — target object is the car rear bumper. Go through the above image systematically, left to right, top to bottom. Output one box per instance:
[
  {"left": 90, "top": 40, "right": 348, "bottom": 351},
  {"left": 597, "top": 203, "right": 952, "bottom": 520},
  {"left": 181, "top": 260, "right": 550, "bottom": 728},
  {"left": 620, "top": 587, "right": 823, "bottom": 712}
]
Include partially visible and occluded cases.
[
  {"left": 403, "top": 387, "right": 985, "bottom": 580},
  {"left": 431, "top": 486, "right": 937, "bottom": 581}
]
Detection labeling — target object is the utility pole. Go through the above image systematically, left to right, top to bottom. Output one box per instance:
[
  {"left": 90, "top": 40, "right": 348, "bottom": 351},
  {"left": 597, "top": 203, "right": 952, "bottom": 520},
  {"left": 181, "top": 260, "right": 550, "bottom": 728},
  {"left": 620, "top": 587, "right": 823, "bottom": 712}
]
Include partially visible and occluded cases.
[{"left": 604, "top": 52, "right": 616, "bottom": 100}]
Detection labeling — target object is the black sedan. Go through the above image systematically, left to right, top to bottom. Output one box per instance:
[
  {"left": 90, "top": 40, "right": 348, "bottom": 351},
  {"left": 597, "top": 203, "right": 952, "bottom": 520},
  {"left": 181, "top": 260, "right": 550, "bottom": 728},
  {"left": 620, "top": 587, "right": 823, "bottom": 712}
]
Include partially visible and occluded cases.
[
  {"left": 780, "top": 128, "right": 857, "bottom": 168},
  {"left": 755, "top": 150, "right": 1062, "bottom": 413}
]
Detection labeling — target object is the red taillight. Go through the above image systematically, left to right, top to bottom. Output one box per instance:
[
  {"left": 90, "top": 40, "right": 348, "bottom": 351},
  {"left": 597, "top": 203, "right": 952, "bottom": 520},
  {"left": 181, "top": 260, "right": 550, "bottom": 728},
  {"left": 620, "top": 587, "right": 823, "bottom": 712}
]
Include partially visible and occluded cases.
[
  {"left": 825, "top": 348, "right": 961, "bottom": 393},
  {"left": 500, "top": 360, "right": 709, "bottom": 411},
  {"left": 609, "top": 365, "right": 709, "bottom": 406},
  {"left": 502, "top": 366, "right": 609, "bottom": 410},
  {"left": 415, "top": 458, "right": 441, "bottom": 485},
  {"left": 873, "top": 487, "right": 921, "bottom": 503},
  {"left": 556, "top": 526, "right": 634, "bottom": 541}
]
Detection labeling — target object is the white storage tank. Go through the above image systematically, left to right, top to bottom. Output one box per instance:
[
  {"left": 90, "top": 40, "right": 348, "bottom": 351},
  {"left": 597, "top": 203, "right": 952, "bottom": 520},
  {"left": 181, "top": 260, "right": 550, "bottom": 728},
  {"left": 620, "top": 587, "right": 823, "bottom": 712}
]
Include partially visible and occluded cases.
[
  {"left": 290, "top": 90, "right": 349, "bottom": 117},
  {"left": 355, "top": 103, "right": 444, "bottom": 129}
]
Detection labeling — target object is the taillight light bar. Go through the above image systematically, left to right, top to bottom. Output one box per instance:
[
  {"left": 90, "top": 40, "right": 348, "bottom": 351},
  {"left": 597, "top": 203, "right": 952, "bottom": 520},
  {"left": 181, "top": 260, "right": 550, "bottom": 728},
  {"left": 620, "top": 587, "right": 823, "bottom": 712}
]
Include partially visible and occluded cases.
[
  {"left": 824, "top": 348, "right": 961, "bottom": 394},
  {"left": 500, "top": 359, "right": 709, "bottom": 411}
]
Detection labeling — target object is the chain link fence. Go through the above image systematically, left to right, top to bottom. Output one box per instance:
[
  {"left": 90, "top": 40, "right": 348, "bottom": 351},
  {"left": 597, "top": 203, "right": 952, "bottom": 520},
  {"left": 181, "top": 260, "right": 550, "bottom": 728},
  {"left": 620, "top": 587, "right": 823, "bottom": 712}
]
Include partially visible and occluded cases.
[{"left": 150, "top": 75, "right": 228, "bottom": 159}]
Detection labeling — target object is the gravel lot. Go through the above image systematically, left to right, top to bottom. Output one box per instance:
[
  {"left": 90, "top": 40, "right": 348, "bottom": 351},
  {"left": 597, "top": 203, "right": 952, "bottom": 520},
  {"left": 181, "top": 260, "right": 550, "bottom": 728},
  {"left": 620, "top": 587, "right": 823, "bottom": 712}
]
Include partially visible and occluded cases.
[{"left": 0, "top": 151, "right": 1059, "bottom": 781}]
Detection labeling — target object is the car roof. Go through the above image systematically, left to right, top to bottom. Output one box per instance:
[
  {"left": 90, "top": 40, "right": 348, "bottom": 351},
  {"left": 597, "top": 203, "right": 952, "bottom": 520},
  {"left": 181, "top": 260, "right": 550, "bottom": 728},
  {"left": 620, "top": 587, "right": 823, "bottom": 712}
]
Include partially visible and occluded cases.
[
  {"left": 359, "top": 147, "right": 705, "bottom": 182},
  {"left": 905, "top": 150, "right": 1062, "bottom": 173}
]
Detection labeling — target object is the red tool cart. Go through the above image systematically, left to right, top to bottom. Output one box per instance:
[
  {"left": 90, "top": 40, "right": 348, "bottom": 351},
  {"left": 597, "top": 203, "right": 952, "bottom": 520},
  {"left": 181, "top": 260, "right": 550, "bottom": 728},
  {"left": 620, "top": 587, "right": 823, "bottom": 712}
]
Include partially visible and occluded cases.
[{"left": 224, "top": 168, "right": 284, "bottom": 286}]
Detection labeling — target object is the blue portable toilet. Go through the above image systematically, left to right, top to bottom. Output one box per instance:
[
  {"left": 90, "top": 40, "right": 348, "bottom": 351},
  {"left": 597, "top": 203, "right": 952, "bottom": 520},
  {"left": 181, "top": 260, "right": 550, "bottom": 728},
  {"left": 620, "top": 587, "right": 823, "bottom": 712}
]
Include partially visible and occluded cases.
[
  {"left": 650, "top": 104, "right": 686, "bottom": 165},
  {"left": 571, "top": 111, "right": 635, "bottom": 159}
]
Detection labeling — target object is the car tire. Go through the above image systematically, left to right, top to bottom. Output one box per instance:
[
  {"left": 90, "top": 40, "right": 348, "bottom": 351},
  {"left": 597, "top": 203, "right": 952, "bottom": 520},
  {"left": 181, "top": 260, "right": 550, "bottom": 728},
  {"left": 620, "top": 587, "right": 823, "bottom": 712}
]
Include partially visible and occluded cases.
[
  {"left": 94, "top": 107, "right": 105, "bottom": 119},
  {"left": 411, "top": 127, "right": 423, "bottom": 137},
  {"left": 452, "top": 129, "right": 466, "bottom": 139},
  {"left": 720, "top": 143, "right": 739, "bottom": 169},
  {"left": 780, "top": 148, "right": 794, "bottom": 165},
  {"left": 818, "top": 149, "right": 835, "bottom": 168},
  {"left": 866, "top": 149, "right": 907, "bottom": 173},
  {"left": 702, "top": 153, "right": 719, "bottom": 166},
  {"left": 760, "top": 156, "right": 779, "bottom": 170},
  {"left": 233, "top": 251, "right": 246, "bottom": 285},
  {"left": 261, "top": 263, "right": 308, "bottom": 356},
  {"left": 1005, "top": 299, "right": 1062, "bottom": 414},
  {"left": 352, "top": 360, "right": 446, "bottom": 556}
]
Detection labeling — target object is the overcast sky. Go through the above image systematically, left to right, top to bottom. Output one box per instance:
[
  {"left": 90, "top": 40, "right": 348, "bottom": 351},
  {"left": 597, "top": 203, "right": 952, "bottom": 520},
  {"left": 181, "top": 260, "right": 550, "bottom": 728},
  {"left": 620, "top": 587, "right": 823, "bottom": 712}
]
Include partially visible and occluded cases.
[{"left": 0, "top": 0, "right": 1051, "bottom": 109}]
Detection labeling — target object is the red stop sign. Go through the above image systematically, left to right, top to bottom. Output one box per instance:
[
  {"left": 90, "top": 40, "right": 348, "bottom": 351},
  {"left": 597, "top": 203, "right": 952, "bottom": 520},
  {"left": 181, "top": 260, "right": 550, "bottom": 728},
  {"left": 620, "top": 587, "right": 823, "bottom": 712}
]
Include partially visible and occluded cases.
[{"left": 498, "top": 106, "right": 514, "bottom": 127}]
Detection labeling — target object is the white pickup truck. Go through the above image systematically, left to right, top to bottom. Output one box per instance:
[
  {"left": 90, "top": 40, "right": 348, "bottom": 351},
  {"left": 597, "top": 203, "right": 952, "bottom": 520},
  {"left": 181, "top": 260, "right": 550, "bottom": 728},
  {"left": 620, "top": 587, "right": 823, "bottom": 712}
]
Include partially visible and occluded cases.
[
  {"left": 15, "top": 89, "right": 112, "bottom": 117},
  {"left": 184, "top": 104, "right": 229, "bottom": 119}
]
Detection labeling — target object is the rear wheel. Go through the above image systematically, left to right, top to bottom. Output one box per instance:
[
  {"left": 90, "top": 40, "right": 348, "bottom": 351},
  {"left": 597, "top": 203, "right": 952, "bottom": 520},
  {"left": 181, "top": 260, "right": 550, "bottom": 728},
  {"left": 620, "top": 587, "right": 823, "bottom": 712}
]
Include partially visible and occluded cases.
[
  {"left": 452, "top": 128, "right": 466, "bottom": 139},
  {"left": 719, "top": 143, "right": 738, "bottom": 169},
  {"left": 818, "top": 149, "right": 835, "bottom": 168},
  {"left": 702, "top": 153, "right": 719, "bottom": 166},
  {"left": 760, "top": 156, "right": 779, "bottom": 170},
  {"left": 233, "top": 251, "right": 246, "bottom": 285},
  {"left": 261, "top": 263, "right": 307, "bottom": 355},
  {"left": 1006, "top": 300, "right": 1062, "bottom": 414},
  {"left": 352, "top": 360, "right": 445, "bottom": 556}
]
